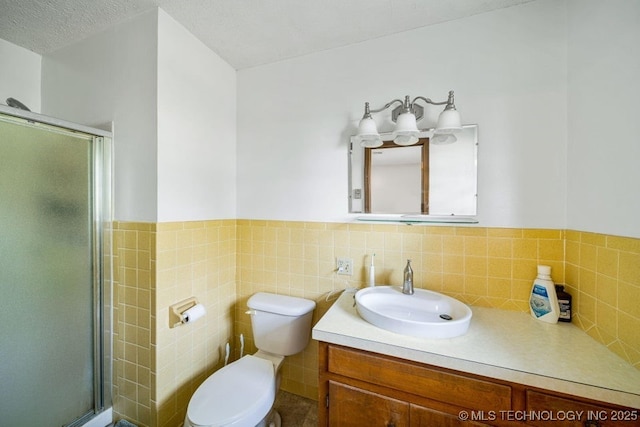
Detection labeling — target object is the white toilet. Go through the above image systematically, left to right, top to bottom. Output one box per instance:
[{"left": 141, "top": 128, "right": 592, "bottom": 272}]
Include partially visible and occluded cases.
[{"left": 183, "top": 292, "right": 316, "bottom": 427}]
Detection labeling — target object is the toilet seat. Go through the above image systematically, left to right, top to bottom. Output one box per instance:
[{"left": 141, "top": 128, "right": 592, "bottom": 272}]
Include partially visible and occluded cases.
[{"left": 186, "top": 355, "right": 276, "bottom": 427}]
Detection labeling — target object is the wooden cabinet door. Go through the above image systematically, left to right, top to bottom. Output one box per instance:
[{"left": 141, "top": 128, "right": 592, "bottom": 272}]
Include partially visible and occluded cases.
[
  {"left": 327, "top": 344, "right": 512, "bottom": 412},
  {"left": 328, "top": 381, "right": 409, "bottom": 427},
  {"left": 526, "top": 390, "right": 640, "bottom": 427},
  {"left": 411, "top": 404, "right": 496, "bottom": 427}
]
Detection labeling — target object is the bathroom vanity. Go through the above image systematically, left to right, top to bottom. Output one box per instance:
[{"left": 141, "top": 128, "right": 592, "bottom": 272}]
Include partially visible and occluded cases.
[{"left": 312, "top": 291, "right": 640, "bottom": 426}]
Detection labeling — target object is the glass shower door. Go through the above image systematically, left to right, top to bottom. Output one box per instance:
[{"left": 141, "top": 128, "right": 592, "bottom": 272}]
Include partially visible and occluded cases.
[{"left": 0, "top": 113, "right": 109, "bottom": 427}]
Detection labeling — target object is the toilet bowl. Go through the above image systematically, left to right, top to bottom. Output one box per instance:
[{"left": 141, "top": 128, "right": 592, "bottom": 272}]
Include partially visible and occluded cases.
[
  {"left": 183, "top": 293, "right": 315, "bottom": 427},
  {"left": 183, "top": 355, "right": 277, "bottom": 427}
]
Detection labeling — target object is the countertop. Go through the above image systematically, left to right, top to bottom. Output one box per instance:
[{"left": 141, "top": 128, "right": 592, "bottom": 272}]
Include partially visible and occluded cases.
[{"left": 312, "top": 289, "right": 640, "bottom": 409}]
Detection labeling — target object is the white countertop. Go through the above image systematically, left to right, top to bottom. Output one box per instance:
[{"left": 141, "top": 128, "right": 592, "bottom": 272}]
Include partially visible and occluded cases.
[{"left": 312, "top": 289, "right": 640, "bottom": 409}]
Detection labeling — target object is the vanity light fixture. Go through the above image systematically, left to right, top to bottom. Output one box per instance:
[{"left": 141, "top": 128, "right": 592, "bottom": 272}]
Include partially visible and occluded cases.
[{"left": 355, "top": 90, "right": 461, "bottom": 148}]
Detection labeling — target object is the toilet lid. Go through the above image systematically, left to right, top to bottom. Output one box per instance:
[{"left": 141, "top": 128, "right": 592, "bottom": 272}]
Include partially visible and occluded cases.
[{"left": 187, "top": 355, "right": 275, "bottom": 427}]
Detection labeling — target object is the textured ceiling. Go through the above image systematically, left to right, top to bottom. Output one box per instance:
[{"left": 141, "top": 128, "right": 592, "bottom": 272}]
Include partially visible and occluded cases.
[{"left": 0, "top": 0, "right": 534, "bottom": 69}]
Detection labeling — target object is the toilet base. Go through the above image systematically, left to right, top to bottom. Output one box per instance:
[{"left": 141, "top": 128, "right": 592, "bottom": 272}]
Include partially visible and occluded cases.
[
  {"left": 255, "top": 408, "right": 280, "bottom": 427},
  {"left": 267, "top": 410, "right": 281, "bottom": 427}
]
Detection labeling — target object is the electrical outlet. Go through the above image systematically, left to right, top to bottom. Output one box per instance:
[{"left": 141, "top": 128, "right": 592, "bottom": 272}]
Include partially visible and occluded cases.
[{"left": 336, "top": 257, "right": 353, "bottom": 275}]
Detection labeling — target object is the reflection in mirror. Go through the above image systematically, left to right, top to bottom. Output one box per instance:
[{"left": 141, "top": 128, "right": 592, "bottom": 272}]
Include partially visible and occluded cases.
[
  {"left": 350, "top": 124, "right": 478, "bottom": 222},
  {"left": 365, "top": 141, "right": 427, "bottom": 214}
]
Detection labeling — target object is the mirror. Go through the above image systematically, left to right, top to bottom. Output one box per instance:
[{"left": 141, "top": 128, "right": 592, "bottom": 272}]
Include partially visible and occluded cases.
[{"left": 349, "top": 125, "right": 478, "bottom": 222}]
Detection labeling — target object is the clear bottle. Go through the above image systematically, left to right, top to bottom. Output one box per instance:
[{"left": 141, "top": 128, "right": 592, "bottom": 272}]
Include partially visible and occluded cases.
[
  {"left": 368, "top": 253, "right": 376, "bottom": 287},
  {"left": 402, "top": 259, "right": 414, "bottom": 295},
  {"left": 529, "top": 265, "right": 559, "bottom": 323},
  {"left": 555, "top": 284, "right": 572, "bottom": 323}
]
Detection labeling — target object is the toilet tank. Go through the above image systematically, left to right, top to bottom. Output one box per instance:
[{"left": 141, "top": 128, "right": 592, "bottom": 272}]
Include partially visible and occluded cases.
[{"left": 247, "top": 293, "right": 316, "bottom": 356}]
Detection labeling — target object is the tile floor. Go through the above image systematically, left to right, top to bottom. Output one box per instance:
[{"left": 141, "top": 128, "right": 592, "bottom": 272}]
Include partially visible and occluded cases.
[{"left": 273, "top": 390, "right": 318, "bottom": 427}]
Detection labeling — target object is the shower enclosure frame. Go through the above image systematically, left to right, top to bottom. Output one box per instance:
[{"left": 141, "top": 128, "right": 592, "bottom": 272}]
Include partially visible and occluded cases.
[{"left": 0, "top": 104, "right": 113, "bottom": 427}]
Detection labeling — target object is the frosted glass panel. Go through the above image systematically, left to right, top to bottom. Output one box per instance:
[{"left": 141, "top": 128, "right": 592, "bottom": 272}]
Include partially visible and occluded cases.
[{"left": 0, "top": 118, "right": 95, "bottom": 426}]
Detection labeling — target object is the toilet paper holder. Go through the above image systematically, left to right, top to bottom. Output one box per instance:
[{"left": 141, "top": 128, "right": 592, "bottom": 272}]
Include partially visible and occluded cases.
[{"left": 169, "top": 297, "right": 200, "bottom": 328}]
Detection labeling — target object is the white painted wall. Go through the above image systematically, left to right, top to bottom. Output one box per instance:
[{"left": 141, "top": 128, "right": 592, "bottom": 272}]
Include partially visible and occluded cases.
[
  {"left": 4, "top": 0, "right": 639, "bottom": 237},
  {"left": 237, "top": 0, "right": 568, "bottom": 227},
  {"left": 567, "top": 0, "right": 640, "bottom": 238},
  {"left": 40, "top": 8, "right": 237, "bottom": 223},
  {"left": 41, "top": 10, "right": 159, "bottom": 222},
  {"left": 157, "top": 10, "right": 237, "bottom": 221},
  {"left": 0, "top": 38, "right": 41, "bottom": 113}
]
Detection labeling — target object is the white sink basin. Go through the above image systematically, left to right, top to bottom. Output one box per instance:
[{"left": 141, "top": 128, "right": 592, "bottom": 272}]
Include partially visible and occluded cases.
[{"left": 355, "top": 286, "right": 472, "bottom": 339}]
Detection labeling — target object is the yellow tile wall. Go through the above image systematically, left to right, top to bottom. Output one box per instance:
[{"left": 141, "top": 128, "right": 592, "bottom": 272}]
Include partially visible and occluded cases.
[
  {"left": 113, "top": 220, "right": 640, "bottom": 426},
  {"left": 113, "top": 220, "right": 236, "bottom": 427},
  {"left": 154, "top": 221, "right": 236, "bottom": 427},
  {"left": 235, "top": 221, "right": 566, "bottom": 401},
  {"left": 113, "top": 222, "right": 155, "bottom": 426},
  {"left": 565, "top": 230, "right": 640, "bottom": 368}
]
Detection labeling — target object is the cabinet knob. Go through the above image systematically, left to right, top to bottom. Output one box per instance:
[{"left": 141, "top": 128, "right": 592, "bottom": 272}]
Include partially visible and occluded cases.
[
  {"left": 584, "top": 421, "right": 601, "bottom": 427},
  {"left": 387, "top": 423, "right": 396, "bottom": 427}
]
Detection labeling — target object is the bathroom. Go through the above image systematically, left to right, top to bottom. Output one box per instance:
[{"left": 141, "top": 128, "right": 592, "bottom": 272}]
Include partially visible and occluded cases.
[{"left": 1, "top": 0, "right": 639, "bottom": 426}]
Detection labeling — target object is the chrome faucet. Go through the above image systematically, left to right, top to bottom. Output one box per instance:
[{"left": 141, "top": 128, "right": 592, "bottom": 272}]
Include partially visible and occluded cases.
[{"left": 402, "top": 259, "right": 414, "bottom": 295}]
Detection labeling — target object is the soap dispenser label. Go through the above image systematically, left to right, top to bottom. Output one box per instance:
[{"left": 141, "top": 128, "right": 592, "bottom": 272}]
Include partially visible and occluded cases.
[{"left": 530, "top": 284, "right": 552, "bottom": 318}]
